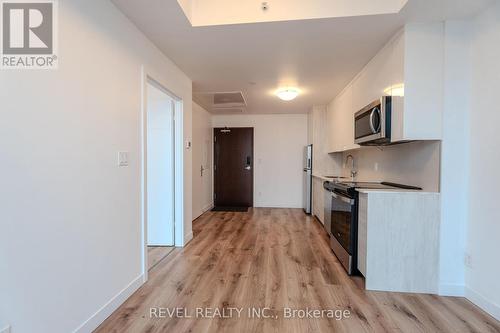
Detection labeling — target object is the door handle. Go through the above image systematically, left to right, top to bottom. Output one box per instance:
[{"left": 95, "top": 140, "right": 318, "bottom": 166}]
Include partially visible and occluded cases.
[
  {"left": 370, "top": 107, "right": 381, "bottom": 133},
  {"left": 245, "top": 156, "right": 252, "bottom": 170}
]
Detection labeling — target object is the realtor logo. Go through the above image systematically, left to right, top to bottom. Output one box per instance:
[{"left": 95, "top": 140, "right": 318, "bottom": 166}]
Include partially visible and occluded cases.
[{"left": 1, "top": 0, "right": 58, "bottom": 69}]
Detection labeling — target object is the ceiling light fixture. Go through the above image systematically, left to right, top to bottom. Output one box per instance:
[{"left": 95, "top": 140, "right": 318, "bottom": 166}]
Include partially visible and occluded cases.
[{"left": 276, "top": 87, "right": 300, "bottom": 101}]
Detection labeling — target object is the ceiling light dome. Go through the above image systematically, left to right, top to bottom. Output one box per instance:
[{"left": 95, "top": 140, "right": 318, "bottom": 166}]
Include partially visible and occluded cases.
[{"left": 276, "top": 87, "right": 300, "bottom": 101}]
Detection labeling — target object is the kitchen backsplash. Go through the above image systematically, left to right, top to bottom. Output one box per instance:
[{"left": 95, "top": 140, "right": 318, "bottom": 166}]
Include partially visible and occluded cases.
[{"left": 339, "top": 141, "right": 441, "bottom": 192}]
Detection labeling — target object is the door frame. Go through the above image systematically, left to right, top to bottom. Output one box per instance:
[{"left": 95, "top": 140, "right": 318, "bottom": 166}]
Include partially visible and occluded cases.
[
  {"left": 141, "top": 67, "right": 184, "bottom": 282},
  {"left": 146, "top": 82, "right": 175, "bottom": 247},
  {"left": 213, "top": 127, "right": 254, "bottom": 207}
]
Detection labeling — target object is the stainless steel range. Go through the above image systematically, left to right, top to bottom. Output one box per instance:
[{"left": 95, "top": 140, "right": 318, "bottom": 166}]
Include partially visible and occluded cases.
[{"left": 323, "top": 181, "right": 421, "bottom": 275}]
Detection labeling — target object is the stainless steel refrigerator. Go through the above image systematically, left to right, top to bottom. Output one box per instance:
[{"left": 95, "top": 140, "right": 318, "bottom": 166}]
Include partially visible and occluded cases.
[{"left": 303, "top": 145, "right": 313, "bottom": 214}]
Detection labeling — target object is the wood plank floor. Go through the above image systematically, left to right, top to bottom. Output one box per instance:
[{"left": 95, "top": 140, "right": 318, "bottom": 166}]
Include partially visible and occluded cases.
[
  {"left": 95, "top": 208, "right": 500, "bottom": 333},
  {"left": 148, "top": 246, "right": 175, "bottom": 271}
]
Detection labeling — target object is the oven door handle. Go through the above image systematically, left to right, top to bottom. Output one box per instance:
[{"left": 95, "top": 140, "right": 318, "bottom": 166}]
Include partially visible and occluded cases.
[{"left": 332, "top": 192, "right": 355, "bottom": 205}]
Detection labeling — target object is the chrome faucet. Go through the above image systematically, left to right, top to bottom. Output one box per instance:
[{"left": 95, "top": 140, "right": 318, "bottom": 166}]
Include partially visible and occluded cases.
[{"left": 345, "top": 154, "right": 357, "bottom": 180}]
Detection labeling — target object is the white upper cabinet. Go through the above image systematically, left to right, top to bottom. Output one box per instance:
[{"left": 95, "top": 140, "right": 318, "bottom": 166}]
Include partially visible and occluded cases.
[
  {"left": 327, "top": 23, "right": 444, "bottom": 153},
  {"left": 395, "top": 23, "right": 444, "bottom": 142},
  {"left": 351, "top": 30, "right": 402, "bottom": 113},
  {"left": 327, "top": 85, "right": 357, "bottom": 152}
]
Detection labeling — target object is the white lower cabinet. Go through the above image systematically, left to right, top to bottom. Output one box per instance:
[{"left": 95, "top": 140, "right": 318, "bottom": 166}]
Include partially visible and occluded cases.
[
  {"left": 312, "top": 177, "right": 325, "bottom": 224},
  {"left": 357, "top": 191, "right": 440, "bottom": 294},
  {"left": 357, "top": 194, "right": 368, "bottom": 277}
]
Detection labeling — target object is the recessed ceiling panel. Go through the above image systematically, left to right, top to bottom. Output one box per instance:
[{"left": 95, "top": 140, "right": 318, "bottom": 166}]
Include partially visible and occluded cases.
[
  {"left": 178, "top": 0, "right": 409, "bottom": 27},
  {"left": 194, "top": 91, "right": 247, "bottom": 113},
  {"left": 213, "top": 92, "right": 246, "bottom": 106}
]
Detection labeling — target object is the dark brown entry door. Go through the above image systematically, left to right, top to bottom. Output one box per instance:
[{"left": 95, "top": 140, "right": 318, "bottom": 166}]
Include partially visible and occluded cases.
[{"left": 214, "top": 127, "right": 254, "bottom": 207}]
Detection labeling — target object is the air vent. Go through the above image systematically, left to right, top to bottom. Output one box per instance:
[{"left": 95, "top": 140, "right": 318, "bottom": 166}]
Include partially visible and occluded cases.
[
  {"left": 193, "top": 91, "right": 247, "bottom": 113},
  {"left": 213, "top": 91, "right": 246, "bottom": 108},
  {"left": 212, "top": 107, "right": 245, "bottom": 114}
]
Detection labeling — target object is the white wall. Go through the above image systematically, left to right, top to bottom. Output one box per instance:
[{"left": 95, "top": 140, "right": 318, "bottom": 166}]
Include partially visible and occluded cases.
[
  {"left": 0, "top": 1, "right": 192, "bottom": 332},
  {"left": 465, "top": 1, "right": 500, "bottom": 320},
  {"left": 438, "top": 20, "right": 471, "bottom": 296},
  {"left": 192, "top": 102, "right": 213, "bottom": 219},
  {"left": 307, "top": 109, "right": 314, "bottom": 145},
  {"left": 212, "top": 114, "right": 308, "bottom": 208},
  {"left": 340, "top": 141, "right": 441, "bottom": 192}
]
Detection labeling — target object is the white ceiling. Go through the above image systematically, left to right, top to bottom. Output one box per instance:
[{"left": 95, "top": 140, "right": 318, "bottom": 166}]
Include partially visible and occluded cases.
[{"left": 112, "top": 0, "right": 494, "bottom": 114}]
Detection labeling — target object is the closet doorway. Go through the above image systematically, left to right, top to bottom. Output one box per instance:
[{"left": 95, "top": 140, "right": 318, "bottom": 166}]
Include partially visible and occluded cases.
[{"left": 146, "top": 80, "right": 176, "bottom": 270}]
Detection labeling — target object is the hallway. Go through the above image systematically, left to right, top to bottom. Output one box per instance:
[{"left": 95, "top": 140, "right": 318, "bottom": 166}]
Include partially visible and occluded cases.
[{"left": 95, "top": 209, "right": 500, "bottom": 332}]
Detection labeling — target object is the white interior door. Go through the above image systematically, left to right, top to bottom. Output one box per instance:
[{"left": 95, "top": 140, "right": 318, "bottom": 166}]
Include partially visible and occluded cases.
[
  {"left": 147, "top": 83, "right": 175, "bottom": 246},
  {"left": 192, "top": 105, "right": 213, "bottom": 219}
]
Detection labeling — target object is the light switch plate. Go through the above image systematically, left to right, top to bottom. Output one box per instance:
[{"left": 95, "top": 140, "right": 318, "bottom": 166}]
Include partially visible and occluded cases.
[{"left": 118, "top": 152, "right": 129, "bottom": 167}]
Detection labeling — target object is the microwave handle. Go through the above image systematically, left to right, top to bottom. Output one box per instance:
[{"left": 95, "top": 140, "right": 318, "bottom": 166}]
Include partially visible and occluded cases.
[{"left": 369, "top": 107, "right": 381, "bottom": 134}]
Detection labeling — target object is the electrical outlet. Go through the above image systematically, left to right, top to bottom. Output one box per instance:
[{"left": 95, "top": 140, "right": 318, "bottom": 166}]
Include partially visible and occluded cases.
[{"left": 464, "top": 253, "right": 473, "bottom": 268}]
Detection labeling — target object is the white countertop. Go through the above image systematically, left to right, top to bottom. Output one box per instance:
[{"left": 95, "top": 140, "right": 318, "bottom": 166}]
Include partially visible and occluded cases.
[
  {"left": 312, "top": 174, "right": 350, "bottom": 182},
  {"left": 312, "top": 175, "right": 438, "bottom": 194},
  {"left": 357, "top": 188, "right": 438, "bottom": 194}
]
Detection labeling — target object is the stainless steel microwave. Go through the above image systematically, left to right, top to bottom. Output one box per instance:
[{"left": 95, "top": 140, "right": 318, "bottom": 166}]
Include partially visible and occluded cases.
[{"left": 354, "top": 96, "right": 392, "bottom": 146}]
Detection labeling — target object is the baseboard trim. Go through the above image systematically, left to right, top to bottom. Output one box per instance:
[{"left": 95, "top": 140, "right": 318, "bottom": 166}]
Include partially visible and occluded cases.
[
  {"left": 192, "top": 203, "right": 214, "bottom": 222},
  {"left": 202, "top": 203, "right": 214, "bottom": 213},
  {"left": 254, "top": 205, "right": 303, "bottom": 209},
  {"left": 313, "top": 214, "right": 324, "bottom": 225},
  {"left": 184, "top": 231, "right": 193, "bottom": 246},
  {"left": 72, "top": 274, "right": 144, "bottom": 333},
  {"left": 438, "top": 283, "right": 465, "bottom": 297},
  {"left": 466, "top": 286, "right": 500, "bottom": 321}
]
